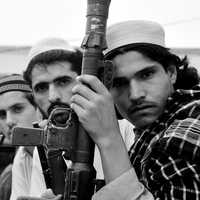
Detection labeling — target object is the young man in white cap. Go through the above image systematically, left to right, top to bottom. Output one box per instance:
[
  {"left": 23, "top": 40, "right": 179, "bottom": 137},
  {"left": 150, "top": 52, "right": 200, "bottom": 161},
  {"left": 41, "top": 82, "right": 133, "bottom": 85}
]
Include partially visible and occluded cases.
[
  {"left": 69, "top": 20, "right": 200, "bottom": 200},
  {"left": 22, "top": 37, "right": 134, "bottom": 199}
]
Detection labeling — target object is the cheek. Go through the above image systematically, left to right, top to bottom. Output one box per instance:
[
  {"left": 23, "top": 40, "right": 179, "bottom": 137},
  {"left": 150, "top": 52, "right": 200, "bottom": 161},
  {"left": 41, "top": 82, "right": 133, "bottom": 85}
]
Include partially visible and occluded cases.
[
  {"left": 150, "top": 79, "right": 172, "bottom": 110},
  {"left": 60, "top": 85, "right": 74, "bottom": 102},
  {"left": 157, "top": 86, "right": 171, "bottom": 105},
  {"left": 111, "top": 89, "right": 129, "bottom": 113},
  {"left": 34, "top": 95, "right": 48, "bottom": 109},
  {"left": 19, "top": 110, "right": 37, "bottom": 127},
  {"left": 0, "top": 121, "right": 7, "bottom": 132}
]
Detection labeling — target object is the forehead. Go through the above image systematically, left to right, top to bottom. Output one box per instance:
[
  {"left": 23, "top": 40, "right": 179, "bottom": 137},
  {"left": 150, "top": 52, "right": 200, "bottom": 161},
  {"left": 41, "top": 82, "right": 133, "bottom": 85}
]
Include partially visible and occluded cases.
[
  {"left": 113, "top": 51, "right": 161, "bottom": 76},
  {"left": 31, "top": 61, "right": 78, "bottom": 86},
  {"left": 0, "top": 91, "right": 28, "bottom": 109}
]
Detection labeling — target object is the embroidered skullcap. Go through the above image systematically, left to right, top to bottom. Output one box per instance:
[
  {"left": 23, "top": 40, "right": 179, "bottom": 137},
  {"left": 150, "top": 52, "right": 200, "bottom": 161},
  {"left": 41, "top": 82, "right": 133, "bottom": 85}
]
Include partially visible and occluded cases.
[
  {"left": 104, "top": 20, "right": 165, "bottom": 58},
  {"left": 0, "top": 74, "right": 32, "bottom": 95}
]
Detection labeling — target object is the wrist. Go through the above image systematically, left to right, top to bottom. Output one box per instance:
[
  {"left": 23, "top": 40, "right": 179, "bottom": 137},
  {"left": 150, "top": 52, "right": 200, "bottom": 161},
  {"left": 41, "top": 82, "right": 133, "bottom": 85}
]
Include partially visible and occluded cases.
[
  {"left": 97, "top": 130, "right": 122, "bottom": 150},
  {"left": 97, "top": 132, "right": 132, "bottom": 183}
]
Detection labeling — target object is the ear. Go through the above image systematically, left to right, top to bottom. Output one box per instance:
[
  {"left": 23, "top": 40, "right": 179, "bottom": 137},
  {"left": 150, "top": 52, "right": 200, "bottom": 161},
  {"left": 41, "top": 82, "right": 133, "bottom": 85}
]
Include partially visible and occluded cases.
[{"left": 167, "top": 65, "right": 177, "bottom": 84}]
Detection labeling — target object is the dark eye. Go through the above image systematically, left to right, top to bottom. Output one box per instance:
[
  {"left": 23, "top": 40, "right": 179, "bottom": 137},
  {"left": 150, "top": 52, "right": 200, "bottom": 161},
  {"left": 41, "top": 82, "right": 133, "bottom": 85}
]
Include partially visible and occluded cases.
[
  {"left": 140, "top": 69, "right": 155, "bottom": 80},
  {"left": 54, "top": 77, "right": 73, "bottom": 87},
  {"left": 112, "top": 77, "right": 129, "bottom": 88},
  {"left": 34, "top": 82, "right": 49, "bottom": 93},
  {"left": 12, "top": 105, "right": 24, "bottom": 114},
  {"left": 0, "top": 110, "right": 6, "bottom": 120}
]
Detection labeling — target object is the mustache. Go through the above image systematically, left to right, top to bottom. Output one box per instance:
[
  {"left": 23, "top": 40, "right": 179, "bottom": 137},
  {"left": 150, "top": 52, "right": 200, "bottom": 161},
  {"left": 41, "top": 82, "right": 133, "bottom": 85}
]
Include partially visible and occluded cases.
[
  {"left": 127, "top": 101, "right": 155, "bottom": 114},
  {"left": 47, "top": 102, "right": 70, "bottom": 117}
]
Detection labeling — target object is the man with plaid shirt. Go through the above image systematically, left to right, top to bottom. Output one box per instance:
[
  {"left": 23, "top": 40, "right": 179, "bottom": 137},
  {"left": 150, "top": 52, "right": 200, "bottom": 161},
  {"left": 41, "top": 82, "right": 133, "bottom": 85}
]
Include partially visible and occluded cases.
[
  {"left": 69, "top": 20, "right": 200, "bottom": 200},
  {"left": 129, "top": 90, "right": 200, "bottom": 199}
]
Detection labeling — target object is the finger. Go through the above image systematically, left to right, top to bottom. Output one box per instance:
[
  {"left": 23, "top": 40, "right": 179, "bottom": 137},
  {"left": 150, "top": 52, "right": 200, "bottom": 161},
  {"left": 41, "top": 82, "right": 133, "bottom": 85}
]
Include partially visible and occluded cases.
[
  {"left": 76, "top": 75, "right": 108, "bottom": 95},
  {"left": 72, "top": 82, "right": 96, "bottom": 101},
  {"left": 70, "top": 94, "right": 90, "bottom": 110},
  {"left": 70, "top": 102, "right": 86, "bottom": 120},
  {"left": 38, "top": 120, "right": 48, "bottom": 128},
  {"left": 40, "top": 188, "right": 55, "bottom": 198},
  {"left": 40, "top": 189, "right": 62, "bottom": 200},
  {"left": 54, "top": 195, "right": 62, "bottom": 200}
]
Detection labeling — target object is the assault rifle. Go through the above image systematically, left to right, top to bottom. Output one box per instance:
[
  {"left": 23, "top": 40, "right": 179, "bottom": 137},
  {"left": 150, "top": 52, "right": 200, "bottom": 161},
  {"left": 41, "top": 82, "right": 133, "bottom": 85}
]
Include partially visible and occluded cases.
[{"left": 12, "top": 0, "right": 112, "bottom": 199}]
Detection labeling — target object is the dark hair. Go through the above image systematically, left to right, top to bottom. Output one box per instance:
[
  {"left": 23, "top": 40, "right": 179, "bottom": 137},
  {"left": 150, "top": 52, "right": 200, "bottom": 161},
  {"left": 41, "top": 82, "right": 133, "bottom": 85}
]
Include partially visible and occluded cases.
[
  {"left": 105, "top": 43, "right": 200, "bottom": 90},
  {"left": 23, "top": 49, "right": 83, "bottom": 85},
  {"left": 24, "top": 92, "right": 37, "bottom": 108}
]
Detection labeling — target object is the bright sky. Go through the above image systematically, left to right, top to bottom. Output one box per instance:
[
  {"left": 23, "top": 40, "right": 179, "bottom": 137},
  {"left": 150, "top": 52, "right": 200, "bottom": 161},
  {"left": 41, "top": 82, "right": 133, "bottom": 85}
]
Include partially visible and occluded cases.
[{"left": 0, "top": 0, "right": 200, "bottom": 47}]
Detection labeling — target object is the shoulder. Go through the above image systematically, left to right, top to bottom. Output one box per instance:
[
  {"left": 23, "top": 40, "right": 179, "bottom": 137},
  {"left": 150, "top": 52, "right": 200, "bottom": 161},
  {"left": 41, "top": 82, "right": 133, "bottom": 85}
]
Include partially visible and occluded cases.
[
  {"left": 175, "top": 98, "right": 200, "bottom": 119},
  {"left": 159, "top": 117, "right": 200, "bottom": 161}
]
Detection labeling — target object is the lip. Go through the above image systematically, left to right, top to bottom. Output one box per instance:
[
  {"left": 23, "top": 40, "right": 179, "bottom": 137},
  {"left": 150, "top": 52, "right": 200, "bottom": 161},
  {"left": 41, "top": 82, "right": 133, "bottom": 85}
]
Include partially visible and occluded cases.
[
  {"left": 47, "top": 103, "right": 70, "bottom": 116},
  {"left": 128, "top": 105, "right": 156, "bottom": 115}
]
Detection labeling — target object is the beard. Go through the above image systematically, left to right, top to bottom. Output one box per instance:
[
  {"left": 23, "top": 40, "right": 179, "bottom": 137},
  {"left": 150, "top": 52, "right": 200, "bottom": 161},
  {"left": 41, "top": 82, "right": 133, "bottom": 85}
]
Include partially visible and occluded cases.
[{"left": 37, "top": 102, "right": 71, "bottom": 120}]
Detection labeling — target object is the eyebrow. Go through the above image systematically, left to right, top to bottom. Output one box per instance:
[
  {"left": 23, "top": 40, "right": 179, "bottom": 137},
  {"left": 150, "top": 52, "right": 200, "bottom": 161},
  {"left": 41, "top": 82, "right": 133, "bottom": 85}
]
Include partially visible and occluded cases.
[
  {"left": 115, "top": 65, "right": 158, "bottom": 79},
  {"left": 134, "top": 65, "right": 158, "bottom": 77},
  {"left": 33, "top": 75, "right": 73, "bottom": 87},
  {"left": 53, "top": 75, "right": 73, "bottom": 83},
  {"left": 0, "top": 102, "right": 25, "bottom": 113},
  {"left": 9, "top": 102, "right": 26, "bottom": 109},
  {"left": 10, "top": 102, "right": 25, "bottom": 107}
]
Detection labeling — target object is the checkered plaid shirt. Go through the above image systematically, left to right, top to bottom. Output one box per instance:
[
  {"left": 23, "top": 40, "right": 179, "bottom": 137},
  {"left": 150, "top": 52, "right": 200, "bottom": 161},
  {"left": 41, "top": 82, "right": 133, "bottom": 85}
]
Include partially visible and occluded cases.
[{"left": 129, "top": 88, "right": 200, "bottom": 199}]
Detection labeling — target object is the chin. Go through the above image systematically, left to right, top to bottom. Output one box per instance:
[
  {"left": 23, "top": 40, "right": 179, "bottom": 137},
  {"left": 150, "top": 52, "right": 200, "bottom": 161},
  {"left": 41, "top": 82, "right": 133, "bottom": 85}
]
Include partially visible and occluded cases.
[{"left": 130, "top": 115, "right": 157, "bottom": 129}]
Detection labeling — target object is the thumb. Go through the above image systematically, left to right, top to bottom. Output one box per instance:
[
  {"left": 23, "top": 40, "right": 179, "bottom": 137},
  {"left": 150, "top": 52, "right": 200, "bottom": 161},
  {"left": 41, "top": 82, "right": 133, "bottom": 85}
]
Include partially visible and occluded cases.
[
  {"left": 38, "top": 119, "right": 48, "bottom": 129},
  {"left": 40, "top": 189, "right": 62, "bottom": 200}
]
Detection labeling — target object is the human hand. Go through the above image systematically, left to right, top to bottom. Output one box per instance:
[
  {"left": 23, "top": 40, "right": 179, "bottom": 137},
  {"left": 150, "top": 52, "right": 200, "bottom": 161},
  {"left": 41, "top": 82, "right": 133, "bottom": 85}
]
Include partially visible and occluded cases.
[
  {"left": 71, "top": 75, "right": 121, "bottom": 147},
  {"left": 37, "top": 119, "right": 48, "bottom": 129},
  {"left": 17, "top": 188, "right": 62, "bottom": 200},
  {"left": 40, "top": 188, "right": 62, "bottom": 200}
]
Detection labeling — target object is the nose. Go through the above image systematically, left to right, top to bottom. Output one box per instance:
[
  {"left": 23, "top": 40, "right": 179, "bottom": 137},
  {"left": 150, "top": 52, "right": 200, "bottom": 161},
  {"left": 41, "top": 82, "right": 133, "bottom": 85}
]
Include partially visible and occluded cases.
[
  {"left": 128, "top": 80, "right": 146, "bottom": 101},
  {"left": 48, "top": 84, "right": 61, "bottom": 103},
  {"left": 6, "top": 112, "right": 16, "bottom": 129}
]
